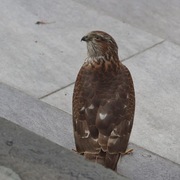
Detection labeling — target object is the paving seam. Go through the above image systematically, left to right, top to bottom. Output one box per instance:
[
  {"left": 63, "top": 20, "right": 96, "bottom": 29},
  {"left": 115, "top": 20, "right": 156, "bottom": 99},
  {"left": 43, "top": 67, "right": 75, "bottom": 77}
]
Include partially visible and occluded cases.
[
  {"left": 122, "top": 39, "right": 166, "bottom": 62},
  {"left": 39, "top": 82, "right": 75, "bottom": 99}
]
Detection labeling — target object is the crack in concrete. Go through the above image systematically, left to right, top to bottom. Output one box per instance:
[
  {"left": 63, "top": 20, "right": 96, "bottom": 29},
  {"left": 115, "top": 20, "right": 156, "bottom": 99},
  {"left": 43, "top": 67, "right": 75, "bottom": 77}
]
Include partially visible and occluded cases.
[
  {"left": 121, "top": 39, "right": 166, "bottom": 62},
  {"left": 39, "top": 82, "right": 75, "bottom": 99}
]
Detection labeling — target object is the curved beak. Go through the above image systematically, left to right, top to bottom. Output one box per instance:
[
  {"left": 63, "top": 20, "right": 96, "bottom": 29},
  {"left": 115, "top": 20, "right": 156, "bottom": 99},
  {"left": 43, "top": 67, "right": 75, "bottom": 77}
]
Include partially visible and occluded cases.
[{"left": 81, "top": 35, "right": 89, "bottom": 42}]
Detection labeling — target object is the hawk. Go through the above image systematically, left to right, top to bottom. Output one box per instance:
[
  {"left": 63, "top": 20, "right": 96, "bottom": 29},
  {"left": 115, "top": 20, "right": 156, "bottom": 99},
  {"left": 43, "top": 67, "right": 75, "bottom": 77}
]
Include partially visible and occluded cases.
[{"left": 72, "top": 31, "right": 135, "bottom": 171}]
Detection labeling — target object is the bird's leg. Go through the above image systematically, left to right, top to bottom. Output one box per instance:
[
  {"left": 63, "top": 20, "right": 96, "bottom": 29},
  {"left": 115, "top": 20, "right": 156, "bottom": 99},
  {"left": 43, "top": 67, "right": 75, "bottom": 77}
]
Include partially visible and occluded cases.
[
  {"left": 72, "top": 148, "right": 77, "bottom": 153},
  {"left": 122, "top": 148, "right": 133, "bottom": 155},
  {"left": 72, "top": 149, "right": 84, "bottom": 155}
]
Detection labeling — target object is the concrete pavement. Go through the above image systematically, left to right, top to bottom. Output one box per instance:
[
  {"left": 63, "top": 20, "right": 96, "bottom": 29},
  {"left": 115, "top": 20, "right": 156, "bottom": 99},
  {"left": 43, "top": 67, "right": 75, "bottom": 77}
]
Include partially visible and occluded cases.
[
  {"left": 1, "top": 0, "right": 180, "bottom": 179},
  {"left": 75, "top": 0, "right": 180, "bottom": 45}
]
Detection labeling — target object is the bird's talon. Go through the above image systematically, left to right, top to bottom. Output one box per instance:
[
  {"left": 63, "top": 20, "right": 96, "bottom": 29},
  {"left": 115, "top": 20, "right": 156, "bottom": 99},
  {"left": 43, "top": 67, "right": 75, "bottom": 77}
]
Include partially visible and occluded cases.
[
  {"left": 122, "top": 148, "right": 133, "bottom": 155},
  {"left": 72, "top": 149, "right": 77, "bottom": 153},
  {"left": 72, "top": 149, "right": 84, "bottom": 155}
]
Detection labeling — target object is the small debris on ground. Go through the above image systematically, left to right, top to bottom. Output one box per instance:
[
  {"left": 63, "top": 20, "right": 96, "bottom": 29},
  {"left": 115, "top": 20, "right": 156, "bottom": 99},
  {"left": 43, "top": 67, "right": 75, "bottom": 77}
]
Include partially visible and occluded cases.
[
  {"left": 35, "top": 21, "right": 55, "bottom": 25},
  {"left": 6, "top": 140, "right": 13, "bottom": 146},
  {"left": 142, "top": 154, "right": 152, "bottom": 158}
]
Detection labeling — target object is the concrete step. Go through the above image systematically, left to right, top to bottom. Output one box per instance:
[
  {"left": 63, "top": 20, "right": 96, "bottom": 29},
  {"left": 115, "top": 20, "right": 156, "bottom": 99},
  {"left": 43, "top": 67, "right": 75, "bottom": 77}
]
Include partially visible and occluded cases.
[
  {"left": 0, "top": 83, "right": 180, "bottom": 180},
  {"left": 0, "top": 117, "right": 126, "bottom": 180}
]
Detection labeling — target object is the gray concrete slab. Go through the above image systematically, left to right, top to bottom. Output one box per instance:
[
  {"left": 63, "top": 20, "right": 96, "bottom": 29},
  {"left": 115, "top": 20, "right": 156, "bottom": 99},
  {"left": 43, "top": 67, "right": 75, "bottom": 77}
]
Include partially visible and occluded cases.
[
  {"left": 0, "top": 0, "right": 162, "bottom": 98},
  {"left": 75, "top": 0, "right": 180, "bottom": 45},
  {"left": 42, "top": 40, "right": 180, "bottom": 165},
  {"left": 125, "top": 41, "right": 180, "bottom": 165},
  {"left": 0, "top": 83, "right": 74, "bottom": 150},
  {"left": 41, "top": 84, "right": 74, "bottom": 115},
  {"left": 0, "top": 117, "right": 127, "bottom": 180},
  {"left": 118, "top": 143, "right": 180, "bottom": 180},
  {"left": 0, "top": 166, "right": 21, "bottom": 180}
]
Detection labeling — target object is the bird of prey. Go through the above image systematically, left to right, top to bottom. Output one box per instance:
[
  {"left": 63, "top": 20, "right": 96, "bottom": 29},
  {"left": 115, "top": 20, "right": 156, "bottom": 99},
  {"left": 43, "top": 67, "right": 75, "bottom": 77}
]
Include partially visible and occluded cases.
[{"left": 72, "top": 31, "right": 135, "bottom": 171}]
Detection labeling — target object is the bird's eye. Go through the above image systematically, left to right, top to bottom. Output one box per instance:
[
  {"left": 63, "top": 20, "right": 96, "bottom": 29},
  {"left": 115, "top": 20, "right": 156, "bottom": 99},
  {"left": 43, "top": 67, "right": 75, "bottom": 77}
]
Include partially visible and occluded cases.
[{"left": 95, "top": 36, "right": 101, "bottom": 41}]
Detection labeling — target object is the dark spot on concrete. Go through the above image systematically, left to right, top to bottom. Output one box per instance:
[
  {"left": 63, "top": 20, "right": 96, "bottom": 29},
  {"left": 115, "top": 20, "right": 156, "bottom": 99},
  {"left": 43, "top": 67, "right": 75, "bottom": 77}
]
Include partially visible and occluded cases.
[{"left": 6, "top": 140, "right": 13, "bottom": 146}]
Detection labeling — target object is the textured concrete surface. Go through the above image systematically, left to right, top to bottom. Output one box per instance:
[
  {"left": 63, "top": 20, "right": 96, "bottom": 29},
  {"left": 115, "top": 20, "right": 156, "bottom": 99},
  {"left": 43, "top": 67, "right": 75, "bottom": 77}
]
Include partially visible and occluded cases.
[
  {"left": 0, "top": 0, "right": 162, "bottom": 98},
  {"left": 1, "top": 0, "right": 180, "bottom": 179},
  {"left": 75, "top": 0, "right": 180, "bottom": 45},
  {"left": 124, "top": 41, "right": 180, "bottom": 164},
  {"left": 0, "top": 83, "right": 74, "bottom": 150},
  {"left": 42, "top": 83, "right": 74, "bottom": 114},
  {"left": 0, "top": 117, "right": 126, "bottom": 180},
  {"left": 118, "top": 144, "right": 180, "bottom": 180},
  {"left": 0, "top": 166, "right": 21, "bottom": 180}
]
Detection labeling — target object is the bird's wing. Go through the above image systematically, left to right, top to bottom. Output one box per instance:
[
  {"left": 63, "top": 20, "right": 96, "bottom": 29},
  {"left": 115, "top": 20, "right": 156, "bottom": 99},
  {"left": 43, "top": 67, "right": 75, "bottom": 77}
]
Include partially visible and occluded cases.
[
  {"left": 73, "top": 64, "right": 135, "bottom": 155},
  {"left": 73, "top": 65, "right": 101, "bottom": 154},
  {"left": 97, "top": 65, "right": 135, "bottom": 154}
]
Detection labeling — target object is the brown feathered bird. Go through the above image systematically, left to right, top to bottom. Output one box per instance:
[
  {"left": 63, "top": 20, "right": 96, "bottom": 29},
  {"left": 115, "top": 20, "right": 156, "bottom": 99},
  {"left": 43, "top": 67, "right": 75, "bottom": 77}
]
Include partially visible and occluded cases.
[{"left": 72, "top": 31, "right": 135, "bottom": 171}]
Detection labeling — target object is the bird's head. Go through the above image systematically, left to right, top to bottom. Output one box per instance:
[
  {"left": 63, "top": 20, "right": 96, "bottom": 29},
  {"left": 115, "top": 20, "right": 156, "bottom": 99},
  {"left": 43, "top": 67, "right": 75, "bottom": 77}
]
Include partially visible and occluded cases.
[{"left": 81, "top": 31, "right": 118, "bottom": 59}]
